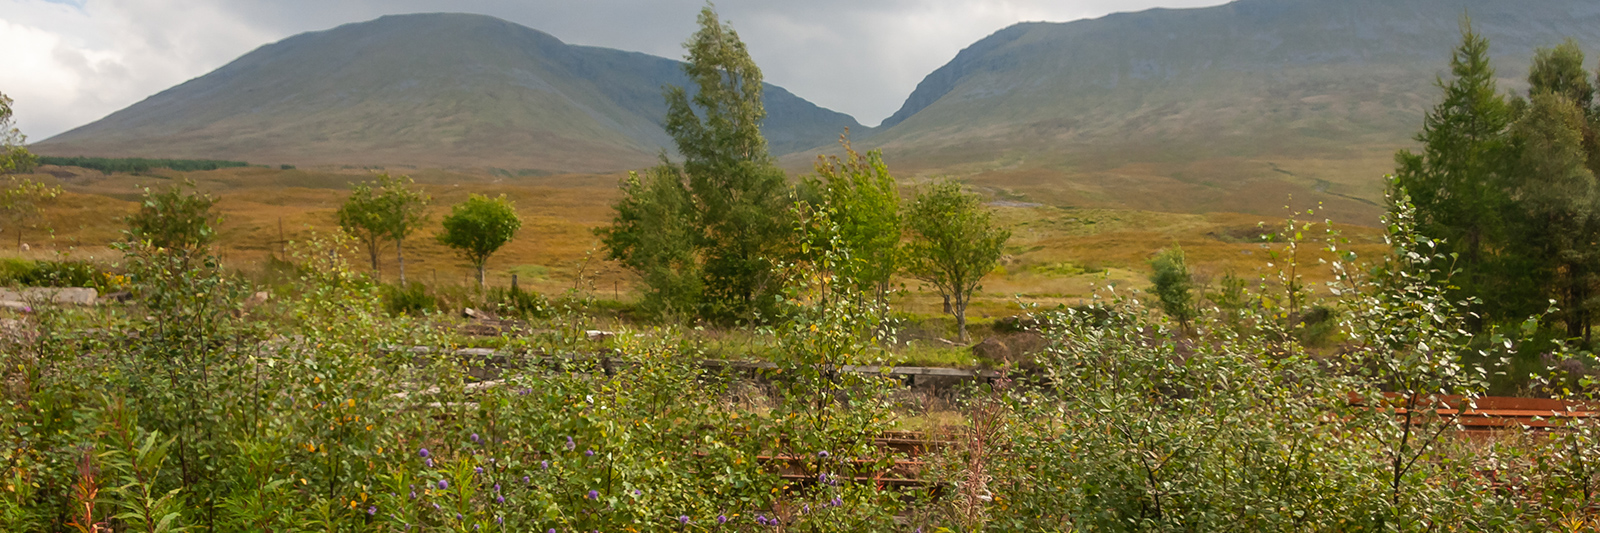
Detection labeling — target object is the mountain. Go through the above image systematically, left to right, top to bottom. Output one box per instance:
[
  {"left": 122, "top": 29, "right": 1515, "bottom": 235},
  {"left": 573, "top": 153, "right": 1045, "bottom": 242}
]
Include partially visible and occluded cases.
[
  {"left": 866, "top": 0, "right": 1600, "bottom": 222},
  {"left": 32, "top": 13, "right": 866, "bottom": 172}
]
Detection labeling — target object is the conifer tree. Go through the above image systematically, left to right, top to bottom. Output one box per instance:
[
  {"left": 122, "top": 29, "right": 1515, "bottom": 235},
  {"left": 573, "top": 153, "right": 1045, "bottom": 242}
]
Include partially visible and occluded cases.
[{"left": 1391, "top": 20, "right": 1525, "bottom": 324}]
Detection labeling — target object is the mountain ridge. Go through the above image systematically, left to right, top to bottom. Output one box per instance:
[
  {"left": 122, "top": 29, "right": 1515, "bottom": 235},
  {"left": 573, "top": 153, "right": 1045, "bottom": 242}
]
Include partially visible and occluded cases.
[{"left": 33, "top": 13, "right": 867, "bottom": 172}]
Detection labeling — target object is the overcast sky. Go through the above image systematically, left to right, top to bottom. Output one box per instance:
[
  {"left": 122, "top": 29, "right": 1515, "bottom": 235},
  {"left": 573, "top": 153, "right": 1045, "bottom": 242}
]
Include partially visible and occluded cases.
[{"left": 1, "top": 0, "right": 1230, "bottom": 140}]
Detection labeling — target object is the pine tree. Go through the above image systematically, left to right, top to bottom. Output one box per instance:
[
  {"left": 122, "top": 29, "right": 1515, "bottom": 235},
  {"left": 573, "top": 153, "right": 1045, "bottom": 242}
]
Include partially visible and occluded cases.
[{"left": 1391, "top": 20, "right": 1525, "bottom": 325}]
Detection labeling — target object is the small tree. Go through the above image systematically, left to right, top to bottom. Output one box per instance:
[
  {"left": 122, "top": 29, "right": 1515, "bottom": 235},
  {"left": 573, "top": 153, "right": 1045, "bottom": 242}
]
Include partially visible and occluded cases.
[
  {"left": 0, "top": 92, "right": 38, "bottom": 175},
  {"left": 802, "top": 134, "right": 902, "bottom": 305},
  {"left": 337, "top": 174, "right": 429, "bottom": 283},
  {"left": 0, "top": 176, "right": 61, "bottom": 250},
  {"left": 905, "top": 181, "right": 1010, "bottom": 343},
  {"left": 125, "top": 182, "right": 218, "bottom": 252},
  {"left": 437, "top": 194, "right": 521, "bottom": 290},
  {"left": 1148, "top": 246, "right": 1197, "bottom": 331}
]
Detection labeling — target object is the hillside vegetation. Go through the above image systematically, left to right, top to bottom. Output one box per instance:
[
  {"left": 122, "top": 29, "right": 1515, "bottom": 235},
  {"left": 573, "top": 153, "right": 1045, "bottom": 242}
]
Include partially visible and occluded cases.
[{"left": 31, "top": 13, "right": 865, "bottom": 173}]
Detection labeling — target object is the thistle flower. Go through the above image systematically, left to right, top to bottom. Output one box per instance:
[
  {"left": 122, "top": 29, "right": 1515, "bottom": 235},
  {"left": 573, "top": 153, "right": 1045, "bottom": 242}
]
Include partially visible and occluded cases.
[
  {"left": 471, "top": 433, "right": 480, "bottom": 444},
  {"left": 419, "top": 448, "right": 430, "bottom": 458},
  {"left": 541, "top": 460, "right": 550, "bottom": 470},
  {"left": 475, "top": 466, "right": 483, "bottom": 474},
  {"left": 523, "top": 475, "right": 531, "bottom": 483},
  {"left": 438, "top": 479, "right": 449, "bottom": 490},
  {"left": 493, "top": 483, "right": 501, "bottom": 492},
  {"left": 587, "top": 490, "right": 599, "bottom": 500},
  {"left": 496, "top": 495, "right": 505, "bottom": 504},
  {"left": 679, "top": 515, "right": 690, "bottom": 524},
  {"left": 717, "top": 515, "right": 728, "bottom": 524}
]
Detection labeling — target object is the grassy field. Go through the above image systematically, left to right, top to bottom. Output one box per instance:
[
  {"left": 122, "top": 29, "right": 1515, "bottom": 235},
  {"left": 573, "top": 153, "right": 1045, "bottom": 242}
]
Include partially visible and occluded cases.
[{"left": 11, "top": 160, "right": 1389, "bottom": 326}]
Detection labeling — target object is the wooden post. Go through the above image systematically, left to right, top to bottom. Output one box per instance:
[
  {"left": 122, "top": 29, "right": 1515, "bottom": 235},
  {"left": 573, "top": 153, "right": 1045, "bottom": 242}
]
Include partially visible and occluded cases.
[{"left": 511, "top": 274, "right": 519, "bottom": 294}]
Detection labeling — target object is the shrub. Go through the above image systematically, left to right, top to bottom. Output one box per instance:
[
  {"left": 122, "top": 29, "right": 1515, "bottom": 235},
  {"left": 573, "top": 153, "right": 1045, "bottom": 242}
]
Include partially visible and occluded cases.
[{"left": 381, "top": 282, "right": 437, "bottom": 316}]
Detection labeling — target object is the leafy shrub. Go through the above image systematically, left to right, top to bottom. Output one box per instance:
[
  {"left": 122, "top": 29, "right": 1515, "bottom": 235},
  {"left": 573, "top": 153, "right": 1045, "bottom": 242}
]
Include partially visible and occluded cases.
[
  {"left": 0, "top": 258, "right": 121, "bottom": 291},
  {"left": 381, "top": 281, "right": 437, "bottom": 316},
  {"left": 487, "top": 285, "right": 548, "bottom": 319}
]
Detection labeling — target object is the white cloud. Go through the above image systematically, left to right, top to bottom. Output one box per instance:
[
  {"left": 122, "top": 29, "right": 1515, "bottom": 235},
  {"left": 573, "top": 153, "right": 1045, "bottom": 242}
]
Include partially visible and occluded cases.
[{"left": 0, "top": 0, "right": 1230, "bottom": 139}]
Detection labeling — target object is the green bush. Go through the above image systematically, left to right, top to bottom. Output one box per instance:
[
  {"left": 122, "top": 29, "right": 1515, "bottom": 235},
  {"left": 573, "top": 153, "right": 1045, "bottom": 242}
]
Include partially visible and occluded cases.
[
  {"left": 0, "top": 257, "right": 120, "bottom": 291},
  {"left": 380, "top": 281, "right": 437, "bottom": 316},
  {"left": 487, "top": 285, "right": 549, "bottom": 319}
]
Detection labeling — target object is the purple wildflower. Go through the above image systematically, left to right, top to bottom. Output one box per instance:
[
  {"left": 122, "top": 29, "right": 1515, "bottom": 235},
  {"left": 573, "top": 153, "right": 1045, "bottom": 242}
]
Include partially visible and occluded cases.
[
  {"left": 471, "top": 433, "right": 480, "bottom": 444},
  {"left": 565, "top": 436, "right": 575, "bottom": 451},
  {"left": 419, "top": 448, "right": 430, "bottom": 458},
  {"left": 585, "top": 448, "right": 595, "bottom": 457},
  {"left": 818, "top": 451, "right": 829, "bottom": 458},
  {"left": 425, "top": 458, "right": 434, "bottom": 468},
  {"left": 541, "top": 460, "right": 550, "bottom": 470},
  {"left": 475, "top": 466, "right": 484, "bottom": 474},
  {"left": 523, "top": 475, "right": 531, "bottom": 483},
  {"left": 438, "top": 479, "right": 449, "bottom": 490},
  {"left": 493, "top": 483, "right": 501, "bottom": 492},
  {"left": 632, "top": 489, "right": 641, "bottom": 496},
  {"left": 587, "top": 490, "right": 599, "bottom": 500},
  {"left": 409, "top": 491, "right": 417, "bottom": 500},
  {"left": 496, "top": 495, "right": 505, "bottom": 504},
  {"left": 831, "top": 497, "right": 842, "bottom": 507},
  {"left": 433, "top": 502, "right": 441, "bottom": 510},
  {"left": 803, "top": 504, "right": 810, "bottom": 514},
  {"left": 367, "top": 506, "right": 376, "bottom": 516},
  {"left": 456, "top": 513, "right": 463, "bottom": 520},
  {"left": 679, "top": 515, "right": 690, "bottom": 524},
  {"left": 717, "top": 515, "right": 728, "bottom": 524},
  {"left": 756, "top": 515, "right": 768, "bottom": 525},
  {"left": 497, "top": 516, "right": 504, "bottom": 525},
  {"left": 473, "top": 523, "right": 479, "bottom": 530}
]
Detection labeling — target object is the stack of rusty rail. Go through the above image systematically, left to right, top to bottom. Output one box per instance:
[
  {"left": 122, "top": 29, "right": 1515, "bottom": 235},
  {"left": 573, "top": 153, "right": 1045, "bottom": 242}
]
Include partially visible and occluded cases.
[
  {"left": 1351, "top": 394, "right": 1600, "bottom": 436},
  {"left": 759, "top": 431, "right": 950, "bottom": 490}
]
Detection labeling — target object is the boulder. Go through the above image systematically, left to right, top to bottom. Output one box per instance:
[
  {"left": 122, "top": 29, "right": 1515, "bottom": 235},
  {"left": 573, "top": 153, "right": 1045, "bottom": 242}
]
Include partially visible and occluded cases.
[{"left": 0, "top": 287, "right": 99, "bottom": 306}]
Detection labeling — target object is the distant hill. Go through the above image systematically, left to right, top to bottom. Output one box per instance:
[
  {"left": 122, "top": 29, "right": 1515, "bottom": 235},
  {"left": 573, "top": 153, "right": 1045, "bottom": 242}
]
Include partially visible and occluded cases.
[
  {"left": 864, "top": 0, "right": 1600, "bottom": 223},
  {"left": 32, "top": 13, "right": 866, "bottom": 173}
]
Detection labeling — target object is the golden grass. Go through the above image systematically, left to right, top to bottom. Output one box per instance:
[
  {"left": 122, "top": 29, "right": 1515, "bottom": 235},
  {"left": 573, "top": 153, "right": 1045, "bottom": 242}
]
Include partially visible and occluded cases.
[{"left": 16, "top": 163, "right": 1389, "bottom": 313}]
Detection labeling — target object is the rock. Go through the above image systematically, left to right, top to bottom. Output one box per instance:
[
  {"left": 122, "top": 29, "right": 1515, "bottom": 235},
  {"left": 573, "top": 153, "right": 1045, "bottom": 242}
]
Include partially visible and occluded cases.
[
  {"left": 0, "top": 287, "right": 98, "bottom": 306},
  {"left": 101, "top": 291, "right": 133, "bottom": 303},
  {"left": 248, "top": 291, "right": 270, "bottom": 304},
  {"left": 463, "top": 307, "right": 497, "bottom": 320},
  {"left": 585, "top": 330, "right": 616, "bottom": 342},
  {"left": 971, "top": 331, "right": 1048, "bottom": 370},
  {"left": 971, "top": 337, "right": 1011, "bottom": 363}
]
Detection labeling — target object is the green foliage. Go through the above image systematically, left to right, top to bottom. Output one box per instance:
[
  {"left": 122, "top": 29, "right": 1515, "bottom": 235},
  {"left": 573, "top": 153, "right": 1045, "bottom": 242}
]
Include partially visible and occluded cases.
[
  {"left": 602, "top": 6, "right": 792, "bottom": 324},
  {"left": 1391, "top": 20, "right": 1527, "bottom": 327},
  {"left": 1507, "top": 90, "right": 1600, "bottom": 338},
  {"left": 0, "top": 93, "right": 38, "bottom": 175},
  {"left": 800, "top": 136, "right": 902, "bottom": 304},
  {"left": 37, "top": 156, "right": 247, "bottom": 174},
  {"left": 597, "top": 166, "right": 702, "bottom": 317},
  {"left": 336, "top": 173, "right": 430, "bottom": 283},
  {"left": 0, "top": 175, "right": 62, "bottom": 247},
  {"left": 905, "top": 181, "right": 1011, "bottom": 342},
  {"left": 124, "top": 183, "right": 218, "bottom": 251},
  {"left": 437, "top": 193, "right": 521, "bottom": 289},
  {"left": 1147, "top": 246, "right": 1196, "bottom": 330},
  {"left": 0, "top": 258, "right": 121, "bottom": 291},
  {"left": 380, "top": 282, "right": 438, "bottom": 316}
]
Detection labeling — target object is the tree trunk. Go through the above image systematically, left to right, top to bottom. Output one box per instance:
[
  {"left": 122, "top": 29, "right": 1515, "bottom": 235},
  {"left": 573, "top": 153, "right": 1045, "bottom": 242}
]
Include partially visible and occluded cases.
[
  {"left": 396, "top": 238, "right": 406, "bottom": 285},
  {"left": 368, "top": 240, "right": 381, "bottom": 281},
  {"left": 476, "top": 263, "right": 486, "bottom": 291},
  {"left": 955, "top": 294, "right": 969, "bottom": 343}
]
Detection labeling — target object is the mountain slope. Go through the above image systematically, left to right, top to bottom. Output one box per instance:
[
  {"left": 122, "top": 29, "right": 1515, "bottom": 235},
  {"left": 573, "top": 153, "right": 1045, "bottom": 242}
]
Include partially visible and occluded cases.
[
  {"left": 868, "top": 0, "right": 1600, "bottom": 222},
  {"left": 33, "top": 13, "right": 865, "bottom": 172}
]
